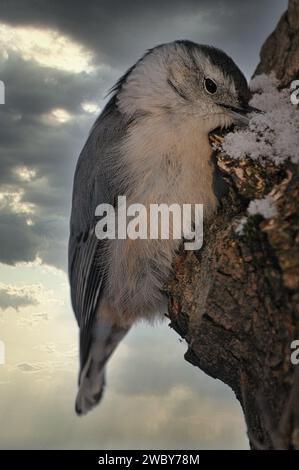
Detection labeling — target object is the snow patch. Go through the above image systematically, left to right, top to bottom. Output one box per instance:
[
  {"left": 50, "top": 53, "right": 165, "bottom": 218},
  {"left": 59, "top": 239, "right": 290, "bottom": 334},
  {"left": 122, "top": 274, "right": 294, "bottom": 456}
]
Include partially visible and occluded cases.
[
  {"left": 222, "top": 73, "right": 299, "bottom": 165},
  {"left": 247, "top": 194, "right": 278, "bottom": 219},
  {"left": 235, "top": 195, "right": 277, "bottom": 235},
  {"left": 235, "top": 216, "right": 248, "bottom": 235}
]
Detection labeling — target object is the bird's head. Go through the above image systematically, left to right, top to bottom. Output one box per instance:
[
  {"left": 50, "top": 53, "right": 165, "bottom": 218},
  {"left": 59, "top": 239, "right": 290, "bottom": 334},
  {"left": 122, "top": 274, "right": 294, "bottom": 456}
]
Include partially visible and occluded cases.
[{"left": 116, "top": 40, "right": 257, "bottom": 133}]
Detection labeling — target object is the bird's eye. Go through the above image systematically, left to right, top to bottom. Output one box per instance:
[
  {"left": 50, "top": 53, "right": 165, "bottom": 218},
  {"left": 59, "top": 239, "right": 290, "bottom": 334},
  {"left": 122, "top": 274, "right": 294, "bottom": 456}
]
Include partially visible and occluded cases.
[{"left": 204, "top": 78, "right": 217, "bottom": 94}]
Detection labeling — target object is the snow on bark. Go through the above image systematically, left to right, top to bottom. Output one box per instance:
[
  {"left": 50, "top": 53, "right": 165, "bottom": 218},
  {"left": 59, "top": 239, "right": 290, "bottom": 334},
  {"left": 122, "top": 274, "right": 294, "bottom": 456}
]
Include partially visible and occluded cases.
[{"left": 222, "top": 74, "right": 299, "bottom": 165}]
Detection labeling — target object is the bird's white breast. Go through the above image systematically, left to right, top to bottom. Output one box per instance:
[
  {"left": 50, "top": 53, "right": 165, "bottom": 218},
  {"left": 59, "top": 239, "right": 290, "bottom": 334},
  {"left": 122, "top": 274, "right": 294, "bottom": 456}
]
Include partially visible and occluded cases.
[{"left": 104, "top": 114, "right": 217, "bottom": 324}]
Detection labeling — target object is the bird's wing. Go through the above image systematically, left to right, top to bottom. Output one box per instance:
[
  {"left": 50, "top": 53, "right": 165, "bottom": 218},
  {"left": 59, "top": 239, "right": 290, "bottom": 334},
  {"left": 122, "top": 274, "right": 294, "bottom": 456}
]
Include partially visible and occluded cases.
[
  {"left": 68, "top": 98, "right": 127, "bottom": 368},
  {"left": 69, "top": 228, "right": 104, "bottom": 368}
]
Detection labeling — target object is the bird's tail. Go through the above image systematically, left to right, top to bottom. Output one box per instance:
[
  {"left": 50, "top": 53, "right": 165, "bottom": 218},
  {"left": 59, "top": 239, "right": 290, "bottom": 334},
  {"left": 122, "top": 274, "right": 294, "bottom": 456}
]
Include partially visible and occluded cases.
[{"left": 75, "top": 317, "right": 129, "bottom": 415}]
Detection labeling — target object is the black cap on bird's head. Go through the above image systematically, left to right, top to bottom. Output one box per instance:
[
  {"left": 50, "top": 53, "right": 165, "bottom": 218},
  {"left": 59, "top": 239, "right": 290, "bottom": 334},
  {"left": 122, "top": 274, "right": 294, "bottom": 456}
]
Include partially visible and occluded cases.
[{"left": 176, "top": 40, "right": 260, "bottom": 126}]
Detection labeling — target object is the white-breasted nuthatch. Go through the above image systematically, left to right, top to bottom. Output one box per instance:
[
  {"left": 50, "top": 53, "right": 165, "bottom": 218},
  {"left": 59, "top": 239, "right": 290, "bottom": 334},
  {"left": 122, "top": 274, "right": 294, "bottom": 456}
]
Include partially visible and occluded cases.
[{"left": 69, "top": 40, "right": 254, "bottom": 414}]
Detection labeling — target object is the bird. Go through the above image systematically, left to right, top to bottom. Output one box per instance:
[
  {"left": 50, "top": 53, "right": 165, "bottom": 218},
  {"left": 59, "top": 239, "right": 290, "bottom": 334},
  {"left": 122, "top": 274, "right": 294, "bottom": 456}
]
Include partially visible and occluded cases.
[{"left": 68, "top": 40, "right": 255, "bottom": 415}]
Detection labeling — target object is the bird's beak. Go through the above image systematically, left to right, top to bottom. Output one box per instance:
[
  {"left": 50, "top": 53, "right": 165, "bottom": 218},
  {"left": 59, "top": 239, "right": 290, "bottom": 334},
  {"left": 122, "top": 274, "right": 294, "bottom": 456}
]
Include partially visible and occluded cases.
[{"left": 217, "top": 103, "right": 262, "bottom": 126}]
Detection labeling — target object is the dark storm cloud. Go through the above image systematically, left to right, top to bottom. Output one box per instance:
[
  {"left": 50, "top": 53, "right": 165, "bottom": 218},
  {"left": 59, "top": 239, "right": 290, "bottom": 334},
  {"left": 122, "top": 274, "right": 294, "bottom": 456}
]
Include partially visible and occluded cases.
[
  {"left": 0, "top": 0, "right": 288, "bottom": 76},
  {"left": 0, "top": 52, "right": 110, "bottom": 268},
  {"left": 0, "top": 53, "right": 110, "bottom": 117},
  {"left": 0, "top": 205, "right": 69, "bottom": 269},
  {"left": 0, "top": 212, "right": 40, "bottom": 265}
]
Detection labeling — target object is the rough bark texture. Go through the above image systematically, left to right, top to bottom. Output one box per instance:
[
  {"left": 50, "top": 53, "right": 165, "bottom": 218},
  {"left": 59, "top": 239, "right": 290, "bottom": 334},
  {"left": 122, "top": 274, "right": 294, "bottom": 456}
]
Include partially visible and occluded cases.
[
  {"left": 166, "top": 0, "right": 299, "bottom": 449},
  {"left": 255, "top": 0, "right": 299, "bottom": 87}
]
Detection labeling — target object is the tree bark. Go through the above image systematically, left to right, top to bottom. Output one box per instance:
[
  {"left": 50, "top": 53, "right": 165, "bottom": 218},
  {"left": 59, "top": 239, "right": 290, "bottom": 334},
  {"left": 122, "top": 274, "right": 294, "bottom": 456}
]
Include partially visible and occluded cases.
[{"left": 166, "top": 0, "right": 299, "bottom": 449}]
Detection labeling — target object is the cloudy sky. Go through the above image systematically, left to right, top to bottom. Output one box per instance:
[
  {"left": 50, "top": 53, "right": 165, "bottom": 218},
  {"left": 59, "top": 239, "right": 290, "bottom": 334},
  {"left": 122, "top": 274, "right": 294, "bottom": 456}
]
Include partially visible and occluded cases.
[{"left": 0, "top": 0, "right": 287, "bottom": 449}]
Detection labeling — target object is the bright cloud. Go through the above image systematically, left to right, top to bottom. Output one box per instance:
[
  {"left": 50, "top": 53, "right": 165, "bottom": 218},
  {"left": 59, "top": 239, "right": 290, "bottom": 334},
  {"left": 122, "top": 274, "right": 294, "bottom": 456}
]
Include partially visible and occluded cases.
[
  {"left": 0, "top": 23, "right": 96, "bottom": 73},
  {"left": 81, "top": 101, "right": 101, "bottom": 114},
  {"left": 50, "top": 108, "right": 73, "bottom": 123},
  {"left": 14, "top": 166, "right": 37, "bottom": 182},
  {"left": 0, "top": 190, "right": 35, "bottom": 214},
  {"left": 0, "top": 282, "right": 42, "bottom": 310}
]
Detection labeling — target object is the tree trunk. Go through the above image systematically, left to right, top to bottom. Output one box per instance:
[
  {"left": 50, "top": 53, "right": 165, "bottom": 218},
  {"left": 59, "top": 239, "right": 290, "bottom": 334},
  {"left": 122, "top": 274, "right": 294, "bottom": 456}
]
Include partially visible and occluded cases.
[{"left": 166, "top": 0, "right": 299, "bottom": 450}]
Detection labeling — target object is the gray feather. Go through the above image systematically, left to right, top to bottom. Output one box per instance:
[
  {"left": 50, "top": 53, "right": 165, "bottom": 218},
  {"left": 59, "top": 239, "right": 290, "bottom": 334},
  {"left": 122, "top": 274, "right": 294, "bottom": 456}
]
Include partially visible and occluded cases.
[{"left": 68, "top": 96, "right": 129, "bottom": 369}]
